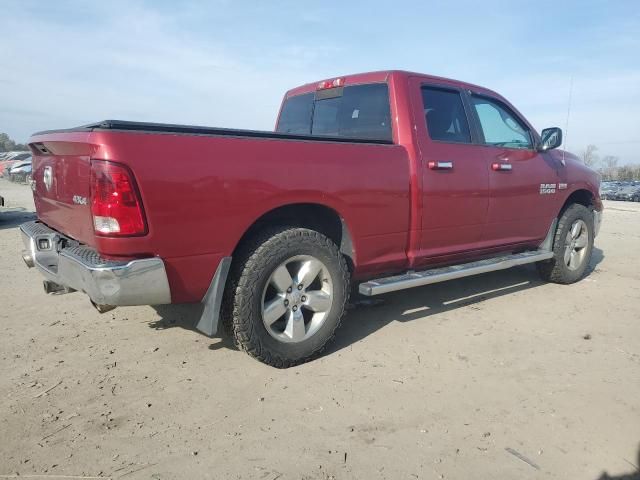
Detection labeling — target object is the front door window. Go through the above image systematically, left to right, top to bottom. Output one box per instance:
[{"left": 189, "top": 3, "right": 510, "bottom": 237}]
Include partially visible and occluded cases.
[{"left": 471, "top": 96, "right": 532, "bottom": 150}]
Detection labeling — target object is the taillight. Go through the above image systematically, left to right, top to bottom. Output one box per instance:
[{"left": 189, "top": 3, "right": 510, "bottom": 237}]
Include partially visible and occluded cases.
[{"left": 90, "top": 160, "right": 147, "bottom": 236}]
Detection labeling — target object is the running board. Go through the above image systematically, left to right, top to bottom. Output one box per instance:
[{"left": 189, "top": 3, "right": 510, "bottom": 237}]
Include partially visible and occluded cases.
[{"left": 358, "top": 250, "right": 554, "bottom": 296}]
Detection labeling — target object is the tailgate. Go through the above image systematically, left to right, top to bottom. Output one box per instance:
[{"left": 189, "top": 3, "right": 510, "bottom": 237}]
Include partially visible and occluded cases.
[{"left": 29, "top": 131, "right": 96, "bottom": 246}]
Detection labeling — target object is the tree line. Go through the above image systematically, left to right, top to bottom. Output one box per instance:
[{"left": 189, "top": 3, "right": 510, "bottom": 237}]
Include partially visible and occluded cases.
[
  {"left": 0, "top": 132, "right": 28, "bottom": 152},
  {"left": 580, "top": 144, "right": 640, "bottom": 181}
]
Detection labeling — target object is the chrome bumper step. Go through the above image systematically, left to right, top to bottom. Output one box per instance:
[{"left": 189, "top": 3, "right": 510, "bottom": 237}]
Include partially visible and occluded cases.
[{"left": 358, "top": 250, "right": 554, "bottom": 296}]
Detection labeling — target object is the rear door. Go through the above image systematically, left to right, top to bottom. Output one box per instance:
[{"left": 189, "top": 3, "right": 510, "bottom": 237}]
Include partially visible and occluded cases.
[
  {"left": 410, "top": 79, "right": 489, "bottom": 262},
  {"left": 467, "top": 93, "right": 562, "bottom": 246}
]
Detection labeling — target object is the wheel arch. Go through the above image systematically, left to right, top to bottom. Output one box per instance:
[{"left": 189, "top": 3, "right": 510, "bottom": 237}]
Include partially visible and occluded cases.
[
  {"left": 559, "top": 188, "right": 597, "bottom": 215},
  {"left": 196, "top": 202, "right": 357, "bottom": 338},
  {"left": 232, "top": 203, "right": 356, "bottom": 271}
]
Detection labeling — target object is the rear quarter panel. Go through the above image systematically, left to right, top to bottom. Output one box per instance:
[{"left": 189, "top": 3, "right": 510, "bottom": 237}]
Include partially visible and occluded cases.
[{"left": 88, "top": 130, "right": 411, "bottom": 301}]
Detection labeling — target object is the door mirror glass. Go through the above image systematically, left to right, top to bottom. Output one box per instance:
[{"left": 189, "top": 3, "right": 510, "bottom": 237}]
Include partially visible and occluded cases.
[{"left": 539, "top": 127, "right": 562, "bottom": 151}]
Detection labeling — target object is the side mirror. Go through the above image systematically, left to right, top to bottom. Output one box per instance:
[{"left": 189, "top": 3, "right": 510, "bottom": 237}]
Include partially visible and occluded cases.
[{"left": 538, "top": 127, "right": 562, "bottom": 152}]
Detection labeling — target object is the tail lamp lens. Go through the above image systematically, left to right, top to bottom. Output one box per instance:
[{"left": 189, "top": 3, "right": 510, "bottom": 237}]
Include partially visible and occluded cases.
[{"left": 90, "top": 160, "right": 147, "bottom": 236}]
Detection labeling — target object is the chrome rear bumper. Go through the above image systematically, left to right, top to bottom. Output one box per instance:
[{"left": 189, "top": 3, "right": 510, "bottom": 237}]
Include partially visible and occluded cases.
[{"left": 20, "top": 221, "right": 171, "bottom": 306}]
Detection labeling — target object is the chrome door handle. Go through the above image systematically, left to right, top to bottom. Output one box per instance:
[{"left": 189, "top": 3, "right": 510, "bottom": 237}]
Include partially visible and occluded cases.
[
  {"left": 428, "top": 161, "right": 453, "bottom": 170},
  {"left": 491, "top": 162, "right": 512, "bottom": 171}
]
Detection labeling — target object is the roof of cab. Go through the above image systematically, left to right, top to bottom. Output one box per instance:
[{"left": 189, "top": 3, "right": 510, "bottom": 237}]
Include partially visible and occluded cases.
[{"left": 284, "top": 70, "right": 500, "bottom": 98}]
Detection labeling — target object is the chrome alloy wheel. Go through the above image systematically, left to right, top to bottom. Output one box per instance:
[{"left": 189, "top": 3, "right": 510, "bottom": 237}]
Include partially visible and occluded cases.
[
  {"left": 564, "top": 219, "right": 589, "bottom": 271},
  {"left": 261, "top": 255, "right": 334, "bottom": 343}
]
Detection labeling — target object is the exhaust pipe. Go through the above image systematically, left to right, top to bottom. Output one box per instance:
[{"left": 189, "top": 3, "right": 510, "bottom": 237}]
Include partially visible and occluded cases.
[
  {"left": 22, "top": 251, "right": 34, "bottom": 268},
  {"left": 43, "top": 280, "right": 75, "bottom": 295},
  {"left": 91, "top": 301, "right": 116, "bottom": 314}
]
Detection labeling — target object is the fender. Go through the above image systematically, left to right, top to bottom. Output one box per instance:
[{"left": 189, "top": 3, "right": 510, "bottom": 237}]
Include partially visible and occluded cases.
[{"left": 196, "top": 194, "right": 358, "bottom": 337}]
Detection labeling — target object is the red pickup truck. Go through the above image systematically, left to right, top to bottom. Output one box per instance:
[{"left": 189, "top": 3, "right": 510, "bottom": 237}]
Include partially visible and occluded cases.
[{"left": 20, "top": 70, "right": 602, "bottom": 367}]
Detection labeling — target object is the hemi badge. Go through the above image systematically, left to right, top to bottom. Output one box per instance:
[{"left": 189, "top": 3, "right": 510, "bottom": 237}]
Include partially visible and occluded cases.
[{"left": 558, "top": 183, "right": 568, "bottom": 190}]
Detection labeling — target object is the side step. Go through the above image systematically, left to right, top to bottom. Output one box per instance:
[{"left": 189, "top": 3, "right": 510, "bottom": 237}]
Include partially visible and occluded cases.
[{"left": 358, "top": 250, "right": 554, "bottom": 296}]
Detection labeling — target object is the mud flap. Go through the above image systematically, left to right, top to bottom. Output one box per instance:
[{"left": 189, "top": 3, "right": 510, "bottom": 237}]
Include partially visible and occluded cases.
[{"left": 196, "top": 257, "right": 232, "bottom": 337}]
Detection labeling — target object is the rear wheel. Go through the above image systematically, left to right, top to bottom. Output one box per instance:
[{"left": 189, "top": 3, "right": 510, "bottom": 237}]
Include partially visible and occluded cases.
[
  {"left": 537, "top": 203, "right": 594, "bottom": 284},
  {"left": 227, "top": 227, "right": 350, "bottom": 368}
]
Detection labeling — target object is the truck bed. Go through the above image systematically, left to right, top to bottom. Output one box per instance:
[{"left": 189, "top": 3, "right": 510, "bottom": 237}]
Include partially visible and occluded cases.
[
  {"left": 28, "top": 120, "right": 410, "bottom": 303},
  {"left": 33, "top": 120, "right": 394, "bottom": 145}
]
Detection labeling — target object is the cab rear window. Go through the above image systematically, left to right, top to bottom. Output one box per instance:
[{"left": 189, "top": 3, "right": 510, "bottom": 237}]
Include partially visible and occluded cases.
[{"left": 276, "top": 83, "right": 392, "bottom": 142}]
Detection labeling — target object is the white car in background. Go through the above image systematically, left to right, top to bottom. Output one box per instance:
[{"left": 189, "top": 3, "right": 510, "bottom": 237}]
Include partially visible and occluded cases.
[{"left": 7, "top": 157, "right": 32, "bottom": 183}]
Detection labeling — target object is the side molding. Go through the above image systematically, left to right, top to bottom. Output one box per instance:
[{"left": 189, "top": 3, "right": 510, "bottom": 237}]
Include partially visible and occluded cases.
[{"left": 196, "top": 257, "right": 232, "bottom": 337}]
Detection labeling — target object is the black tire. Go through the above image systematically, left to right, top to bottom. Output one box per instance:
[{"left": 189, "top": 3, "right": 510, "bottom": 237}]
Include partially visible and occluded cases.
[
  {"left": 536, "top": 203, "right": 594, "bottom": 284},
  {"left": 226, "top": 226, "right": 350, "bottom": 368}
]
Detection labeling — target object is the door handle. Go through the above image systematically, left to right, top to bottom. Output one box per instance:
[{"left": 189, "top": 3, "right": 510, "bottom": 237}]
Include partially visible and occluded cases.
[
  {"left": 428, "top": 161, "right": 453, "bottom": 170},
  {"left": 492, "top": 162, "right": 512, "bottom": 171}
]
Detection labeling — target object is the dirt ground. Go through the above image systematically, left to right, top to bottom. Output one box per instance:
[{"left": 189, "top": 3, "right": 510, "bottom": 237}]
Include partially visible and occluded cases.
[{"left": 1, "top": 177, "right": 638, "bottom": 480}]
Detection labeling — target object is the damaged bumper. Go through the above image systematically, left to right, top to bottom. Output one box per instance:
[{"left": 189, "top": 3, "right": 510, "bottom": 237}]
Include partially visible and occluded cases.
[{"left": 20, "top": 220, "right": 171, "bottom": 307}]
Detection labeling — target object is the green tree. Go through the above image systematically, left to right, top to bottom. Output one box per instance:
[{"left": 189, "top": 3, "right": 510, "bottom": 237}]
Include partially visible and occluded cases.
[{"left": 0, "top": 132, "right": 28, "bottom": 152}]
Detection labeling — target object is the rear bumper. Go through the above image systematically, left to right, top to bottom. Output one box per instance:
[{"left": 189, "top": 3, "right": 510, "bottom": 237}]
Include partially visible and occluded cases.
[{"left": 20, "top": 220, "right": 171, "bottom": 306}]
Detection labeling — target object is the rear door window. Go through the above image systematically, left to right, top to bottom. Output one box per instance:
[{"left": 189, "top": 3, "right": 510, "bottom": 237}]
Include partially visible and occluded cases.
[
  {"left": 276, "top": 83, "right": 392, "bottom": 142},
  {"left": 421, "top": 87, "right": 472, "bottom": 144}
]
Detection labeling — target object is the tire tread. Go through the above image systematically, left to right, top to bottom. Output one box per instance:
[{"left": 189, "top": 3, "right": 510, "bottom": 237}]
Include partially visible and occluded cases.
[
  {"left": 537, "top": 203, "right": 594, "bottom": 284},
  {"left": 227, "top": 226, "right": 350, "bottom": 368}
]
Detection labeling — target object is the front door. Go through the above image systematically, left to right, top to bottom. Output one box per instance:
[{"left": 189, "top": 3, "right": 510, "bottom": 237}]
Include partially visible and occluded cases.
[
  {"left": 411, "top": 80, "right": 490, "bottom": 264},
  {"left": 467, "top": 93, "right": 562, "bottom": 246}
]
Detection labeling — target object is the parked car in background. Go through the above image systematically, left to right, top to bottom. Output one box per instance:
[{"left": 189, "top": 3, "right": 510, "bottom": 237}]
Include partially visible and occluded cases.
[
  {"left": 19, "top": 70, "right": 602, "bottom": 367},
  {"left": 0, "top": 151, "right": 31, "bottom": 177},
  {"left": 2, "top": 151, "right": 30, "bottom": 161},
  {"left": 7, "top": 158, "right": 32, "bottom": 183},
  {"left": 0, "top": 160, "right": 12, "bottom": 177},
  {"left": 600, "top": 181, "right": 640, "bottom": 201},
  {"left": 600, "top": 183, "right": 619, "bottom": 200},
  {"left": 609, "top": 185, "right": 635, "bottom": 201},
  {"left": 615, "top": 185, "right": 640, "bottom": 202}
]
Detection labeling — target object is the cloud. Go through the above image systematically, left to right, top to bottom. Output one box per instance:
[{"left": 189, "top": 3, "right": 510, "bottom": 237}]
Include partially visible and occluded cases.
[
  {"left": 1, "top": 0, "right": 638, "bottom": 163},
  {"left": 0, "top": 1, "right": 333, "bottom": 137}
]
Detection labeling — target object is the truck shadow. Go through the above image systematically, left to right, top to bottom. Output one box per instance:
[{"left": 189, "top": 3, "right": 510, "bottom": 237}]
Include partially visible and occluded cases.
[
  {"left": 0, "top": 208, "right": 36, "bottom": 230},
  {"left": 149, "top": 247, "right": 603, "bottom": 357},
  {"left": 323, "top": 247, "right": 604, "bottom": 357},
  {"left": 148, "top": 303, "right": 239, "bottom": 350},
  {"left": 595, "top": 444, "right": 640, "bottom": 479}
]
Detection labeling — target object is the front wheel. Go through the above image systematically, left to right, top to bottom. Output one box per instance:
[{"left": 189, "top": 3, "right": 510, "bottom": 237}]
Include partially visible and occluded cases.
[
  {"left": 537, "top": 203, "right": 594, "bottom": 284},
  {"left": 227, "top": 227, "right": 350, "bottom": 368}
]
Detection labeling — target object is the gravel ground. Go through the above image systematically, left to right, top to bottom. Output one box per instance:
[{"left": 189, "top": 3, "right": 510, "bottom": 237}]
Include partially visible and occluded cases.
[{"left": 1, "top": 177, "right": 638, "bottom": 480}]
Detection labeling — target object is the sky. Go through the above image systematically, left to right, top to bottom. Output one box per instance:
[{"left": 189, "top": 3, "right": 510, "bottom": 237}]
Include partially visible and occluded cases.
[{"left": 1, "top": 0, "right": 639, "bottom": 163}]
